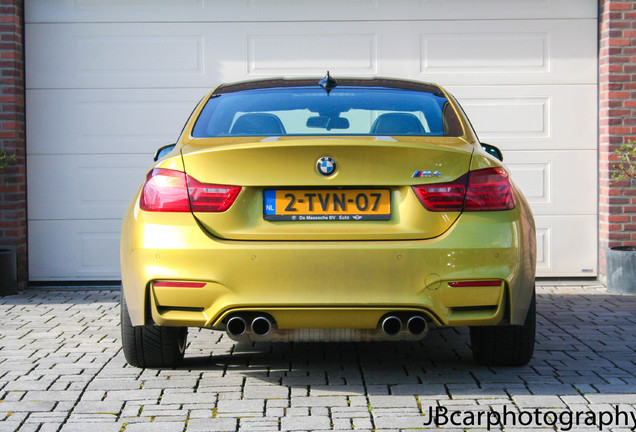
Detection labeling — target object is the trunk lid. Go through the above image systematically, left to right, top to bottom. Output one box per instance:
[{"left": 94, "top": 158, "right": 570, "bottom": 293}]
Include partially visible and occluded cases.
[{"left": 180, "top": 137, "right": 473, "bottom": 240}]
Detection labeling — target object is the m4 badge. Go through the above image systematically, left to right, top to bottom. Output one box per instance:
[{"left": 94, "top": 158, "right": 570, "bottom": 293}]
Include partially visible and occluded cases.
[{"left": 413, "top": 170, "right": 442, "bottom": 178}]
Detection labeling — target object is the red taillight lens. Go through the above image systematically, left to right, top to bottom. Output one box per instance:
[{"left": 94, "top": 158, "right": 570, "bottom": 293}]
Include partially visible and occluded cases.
[
  {"left": 413, "top": 167, "right": 515, "bottom": 212},
  {"left": 465, "top": 167, "right": 515, "bottom": 211},
  {"left": 140, "top": 168, "right": 241, "bottom": 213},
  {"left": 140, "top": 169, "right": 190, "bottom": 212},
  {"left": 412, "top": 174, "right": 467, "bottom": 211},
  {"left": 187, "top": 177, "right": 242, "bottom": 212}
]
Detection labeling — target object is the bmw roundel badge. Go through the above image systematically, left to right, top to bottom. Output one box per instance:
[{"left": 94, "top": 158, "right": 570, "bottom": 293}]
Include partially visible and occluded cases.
[{"left": 316, "top": 156, "right": 337, "bottom": 176}]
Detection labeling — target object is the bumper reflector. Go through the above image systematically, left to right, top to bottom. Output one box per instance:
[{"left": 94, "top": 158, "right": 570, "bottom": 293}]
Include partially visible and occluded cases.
[
  {"left": 448, "top": 280, "right": 501, "bottom": 287},
  {"left": 154, "top": 281, "right": 207, "bottom": 288}
]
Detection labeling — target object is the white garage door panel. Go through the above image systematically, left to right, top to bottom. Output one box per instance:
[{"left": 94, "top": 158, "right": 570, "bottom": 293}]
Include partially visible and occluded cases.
[
  {"left": 25, "top": 0, "right": 597, "bottom": 23},
  {"left": 27, "top": 20, "right": 595, "bottom": 89},
  {"left": 418, "top": 20, "right": 596, "bottom": 85},
  {"left": 26, "top": 25, "right": 208, "bottom": 89},
  {"left": 247, "top": 33, "right": 378, "bottom": 76},
  {"left": 450, "top": 85, "right": 597, "bottom": 151},
  {"left": 27, "top": 89, "right": 204, "bottom": 155},
  {"left": 504, "top": 150, "right": 597, "bottom": 215},
  {"left": 27, "top": 155, "right": 149, "bottom": 220},
  {"left": 535, "top": 216, "right": 597, "bottom": 276},
  {"left": 29, "top": 220, "right": 122, "bottom": 280}
]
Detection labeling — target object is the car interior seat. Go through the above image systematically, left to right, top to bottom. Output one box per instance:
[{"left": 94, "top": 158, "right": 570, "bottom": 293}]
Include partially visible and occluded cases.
[
  {"left": 230, "top": 113, "right": 286, "bottom": 135},
  {"left": 370, "top": 113, "right": 425, "bottom": 135}
]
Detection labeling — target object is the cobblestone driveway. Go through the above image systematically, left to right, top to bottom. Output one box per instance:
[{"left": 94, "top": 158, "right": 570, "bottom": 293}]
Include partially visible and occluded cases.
[{"left": 0, "top": 283, "right": 635, "bottom": 432}]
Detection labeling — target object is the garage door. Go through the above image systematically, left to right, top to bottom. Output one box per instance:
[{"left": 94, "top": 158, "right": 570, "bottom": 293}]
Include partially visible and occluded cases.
[{"left": 25, "top": 0, "right": 598, "bottom": 280}]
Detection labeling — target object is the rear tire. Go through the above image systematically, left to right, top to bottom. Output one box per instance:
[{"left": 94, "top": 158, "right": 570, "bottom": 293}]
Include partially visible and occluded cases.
[
  {"left": 470, "top": 288, "right": 535, "bottom": 367},
  {"left": 120, "top": 293, "right": 187, "bottom": 368}
]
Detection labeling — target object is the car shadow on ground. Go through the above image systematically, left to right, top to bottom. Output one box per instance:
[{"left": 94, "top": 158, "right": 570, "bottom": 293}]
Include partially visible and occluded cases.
[{"left": 174, "top": 292, "right": 636, "bottom": 398}]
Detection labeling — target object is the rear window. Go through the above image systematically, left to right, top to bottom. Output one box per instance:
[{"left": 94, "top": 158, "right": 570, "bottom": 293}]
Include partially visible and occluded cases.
[{"left": 192, "top": 86, "right": 463, "bottom": 138}]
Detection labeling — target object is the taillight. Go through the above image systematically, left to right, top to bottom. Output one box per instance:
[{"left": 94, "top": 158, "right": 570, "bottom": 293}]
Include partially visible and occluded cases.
[
  {"left": 413, "top": 167, "right": 515, "bottom": 212},
  {"left": 465, "top": 167, "right": 515, "bottom": 211},
  {"left": 140, "top": 168, "right": 241, "bottom": 213},
  {"left": 140, "top": 169, "right": 190, "bottom": 212},
  {"left": 412, "top": 174, "right": 467, "bottom": 211},
  {"left": 187, "top": 177, "right": 241, "bottom": 212}
]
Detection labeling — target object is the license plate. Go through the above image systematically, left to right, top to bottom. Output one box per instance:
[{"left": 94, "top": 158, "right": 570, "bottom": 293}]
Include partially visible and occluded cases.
[{"left": 263, "top": 189, "right": 391, "bottom": 221}]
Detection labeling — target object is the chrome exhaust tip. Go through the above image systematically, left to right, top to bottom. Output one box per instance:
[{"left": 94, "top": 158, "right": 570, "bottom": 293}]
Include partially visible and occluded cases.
[
  {"left": 381, "top": 315, "right": 402, "bottom": 336},
  {"left": 406, "top": 315, "right": 428, "bottom": 336},
  {"left": 226, "top": 316, "right": 247, "bottom": 337},
  {"left": 251, "top": 316, "right": 272, "bottom": 336}
]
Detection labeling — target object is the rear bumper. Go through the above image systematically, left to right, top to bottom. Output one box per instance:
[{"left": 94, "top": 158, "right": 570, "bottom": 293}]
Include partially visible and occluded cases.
[{"left": 121, "top": 204, "right": 535, "bottom": 329}]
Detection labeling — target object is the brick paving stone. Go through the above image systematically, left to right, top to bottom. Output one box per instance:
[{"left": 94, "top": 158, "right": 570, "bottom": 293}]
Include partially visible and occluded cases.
[
  {"left": 87, "top": 379, "right": 142, "bottom": 391},
  {"left": 140, "top": 379, "right": 199, "bottom": 390},
  {"left": 3, "top": 380, "right": 55, "bottom": 391},
  {"left": 390, "top": 383, "right": 446, "bottom": 395},
  {"left": 243, "top": 385, "right": 289, "bottom": 399},
  {"left": 309, "top": 385, "right": 365, "bottom": 396},
  {"left": 290, "top": 387, "right": 309, "bottom": 397},
  {"left": 23, "top": 390, "right": 82, "bottom": 402},
  {"left": 160, "top": 392, "right": 216, "bottom": 405},
  {"left": 216, "top": 392, "right": 242, "bottom": 400},
  {"left": 512, "top": 394, "right": 569, "bottom": 409},
  {"left": 585, "top": 394, "right": 636, "bottom": 404},
  {"left": 368, "top": 395, "right": 419, "bottom": 408},
  {"left": 291, "top": 396, "right": 348, "bottom": 407},
  {"left": 216, "top": 398, "right": 264, "bottom": 414},
  {"left": 72, "top": 400, "right": 124, "bottom": 414},
  {"left": 0, "top": 401, "right": 56, "bottom": 412},
  {"left": 331, "top": 406, "right": 371, "bottom": 417},
  {"left": 265, "top": 407, "right": 285, "bottom": 416},
  {"left": 286, "top": 407, "right": 310, "bottom": 416},
  {"left": 310, "top": 407, "right": 329, "bottom": 416},
  {"left": 188, "top": 409, "right": 215, "bottom": 419},
  {"left": 23, "top": 412, "right": 67, "bottom": 423},
  {"left": 66, "top": 413, "right": 118, "bottom": 422},
  {"left": 373, "top": 414, "right": 428, "bottom": 429},
  {"left": 280, "top": 415, "right": 331, "bottom": 431},
  {"left": 238, "top": 417, "right": 281, "bottom": 431},
  {"left": 352, "top": 417, "right": 373, "bottom": 429},
  {"left": 185, "top": 418, "right": 238, "bottom": 431},
  {"left": 331, "top": 418, "right": 351, "bottom": 429},
  {"left": 1, "top": 422, "right": 23, "bottom": 432},
  {"left": 123, "top": 422, "right": 185, "bottom": 432},
  {"left": 59, "top": 424, "right": 122, "bottom": 432},
  {"left": 36, "top": 425, "right": 65, "bottom": 432}
]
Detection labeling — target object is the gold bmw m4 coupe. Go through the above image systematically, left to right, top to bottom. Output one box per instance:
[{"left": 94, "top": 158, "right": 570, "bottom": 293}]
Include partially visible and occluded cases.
[{"left": 120, "top": 74, "right": 536, "bottom": 368}]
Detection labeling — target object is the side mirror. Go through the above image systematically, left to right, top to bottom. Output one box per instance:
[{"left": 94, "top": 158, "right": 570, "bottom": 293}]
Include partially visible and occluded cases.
[
  {"left": 481, "top": 143, "right": 503, "bottom": 162},
  {"left": 154, "top": 144, "right": 176, "bottom": 162}
]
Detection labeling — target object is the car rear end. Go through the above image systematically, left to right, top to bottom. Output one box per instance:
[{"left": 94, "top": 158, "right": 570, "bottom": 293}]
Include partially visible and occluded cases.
[{"left": 120, "top": 77, "right": 536, "bottom": 367}]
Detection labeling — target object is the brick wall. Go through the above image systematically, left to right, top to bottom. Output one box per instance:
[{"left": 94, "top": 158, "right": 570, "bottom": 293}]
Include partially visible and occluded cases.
[
  {"left": 0, "top": 0, "right": 26, "bottom": 289},
  {"left": 599, "top": 0, "right": 636, "bottom": 280}
]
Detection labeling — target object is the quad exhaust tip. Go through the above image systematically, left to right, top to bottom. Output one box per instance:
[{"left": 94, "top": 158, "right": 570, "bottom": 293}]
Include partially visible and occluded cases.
[
  {"left": 407, "top": 315, "right": 428, "bottom": 336},
  {"left": 226, "top": 316, "right": 247, "bottom": 337},
  {"left": 251, "top": 316, "right": 272, "bottom": 336},
  {"left": 381, "top": 316, "right": 403, "bottom": 336}
]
